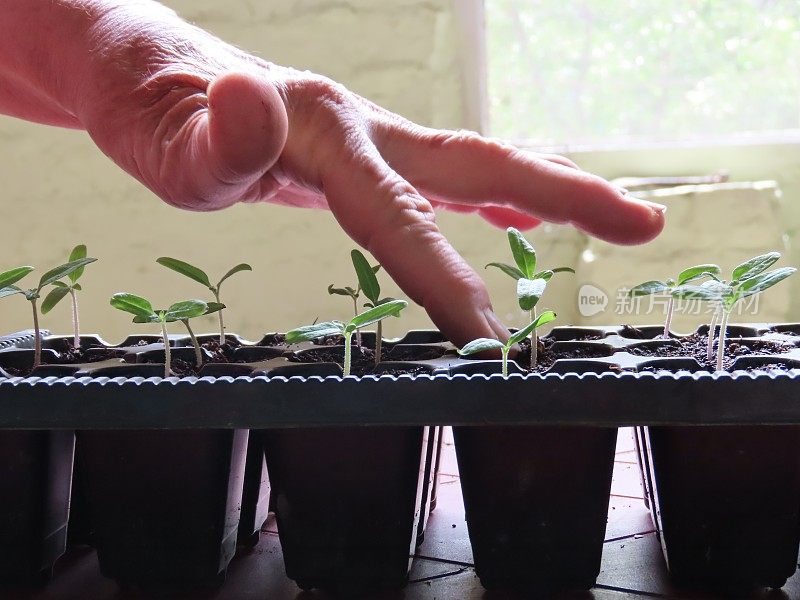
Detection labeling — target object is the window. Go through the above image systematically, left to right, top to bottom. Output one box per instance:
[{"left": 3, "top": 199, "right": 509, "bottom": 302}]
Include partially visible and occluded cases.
[{"left": 486, "top": 0, "right": 800, "bottom": 146}]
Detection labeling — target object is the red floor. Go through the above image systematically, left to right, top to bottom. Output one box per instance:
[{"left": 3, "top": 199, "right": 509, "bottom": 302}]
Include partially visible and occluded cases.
[{"left": 4, "top": 428, "right": 799, "bottom": 599}]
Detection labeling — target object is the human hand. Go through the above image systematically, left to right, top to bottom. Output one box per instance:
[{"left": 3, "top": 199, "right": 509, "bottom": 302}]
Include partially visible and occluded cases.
[{"left": 41, "top": 2, "right": 667, "bottom": 345}]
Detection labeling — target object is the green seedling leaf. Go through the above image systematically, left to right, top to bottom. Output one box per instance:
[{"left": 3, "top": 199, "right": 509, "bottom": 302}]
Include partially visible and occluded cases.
[
  {"left": 507, "top": 227, "right": 536, "bottom": 278},
  {"left": 67, "top": 245, "right": 88, "bottom": 283},
  {"left": 351, "top": 249, "right": 380, "bottom": 303},
  {"left": 732, "top": 252, "right": 781, "bottom": 283},
  {"left": 38, "top": 257, "right": 97, "bottom": 291},
  {"left": 156, "top": 257, "right": 211, "bottom": 288},
  {"left": 485, "top": 262, "right": 525, "bottom": 280},
  {"left": 217, "top": 263, "right": 252, "bottom": 289},
  {"left": 677, "top": 264, "right": 721, "bottom": 285},
  {"left": 0, "top": 266, "right": 34, "bottom": 289},
  {"left": 532, "top": 267, "right": 575, "bottom": 281},
  {"left": 737, "top": 267, "right": 797, "bottom": 298},
  {"left": 531, "top": 269, "right": 555, "bottom": 281},
  {"left": 517, "top": 277, "right": 548, "bottom": 311},
  {"left": 702, "top": 279, "right": 731, "bottom": 294},
  {"left": 629, "top": 280, "right": 669, "bottom": 296},
  {"left": 51, "top": 281, "right": 68, "bottom": 288},
  {"left": 72, "top": 283, "right": 82, "bottom": 291},
  {"left": 328, "top": 284, "right": 358, "bottom": 298},
  {"left": 670, "top": 284, "right": 723, "bottom": 301},
  {"left": 40, "top": 285, "right": 70, "bottom": 314},
  {"left": 0, "top": 286, "right": 23, "bottom": 299},
  {"left": 110, "top": 293, "right": 155, "bottom": 319},
  {"left": 348, "top": 299, "right": 408, "bottom": 331},
  {"left": 164, "top": 300, "right": 208, "bottom": 322},
  {"left": 204, "top": 302, "right": 226, "bottom": 315},
  {"left": 508, "top": 310, "right": 557, "bottom": 347},
  {"left": 132, "top": 314, "right": 161, "bottom": 324},
  {"left": 285, "top": 321, "right": 346, "bottom": 343},
  {"left": 458, "top": 338, "right": 505, "bottom": 356}
]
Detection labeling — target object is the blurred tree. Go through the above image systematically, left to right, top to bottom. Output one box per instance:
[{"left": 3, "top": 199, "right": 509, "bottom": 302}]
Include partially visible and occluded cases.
[{"left": 487, "top": 0, "right": 800, "bottom": 144}]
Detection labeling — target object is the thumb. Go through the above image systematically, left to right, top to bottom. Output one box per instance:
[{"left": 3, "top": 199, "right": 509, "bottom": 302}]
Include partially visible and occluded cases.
[
  {"left": 164, "top": 71, "right": 288, "bottom": 210},
  {"left": 206, "top": 71, "right": 287, "bottom": 185}
]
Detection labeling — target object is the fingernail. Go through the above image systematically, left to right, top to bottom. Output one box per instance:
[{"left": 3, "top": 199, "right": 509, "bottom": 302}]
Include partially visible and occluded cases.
[{"left": 640, "top": 199, "right": 667, "bottom": 214}]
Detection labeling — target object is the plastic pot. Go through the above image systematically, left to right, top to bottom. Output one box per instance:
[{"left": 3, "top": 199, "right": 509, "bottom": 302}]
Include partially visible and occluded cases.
[
  {"left": 262, "top": 424, "right": 428, "bottom": 593},
  {"left": 454, "top": 425, "right": 617, "bottom": 593},
  {"left": 644, "top": 425, "right": 800, "bottom": 591},
  {"left": 79, "top": 428, "right": 248, "bottom": 587},
  {"left": 0, "top": 430, "right": 74, "bottom": 582}
]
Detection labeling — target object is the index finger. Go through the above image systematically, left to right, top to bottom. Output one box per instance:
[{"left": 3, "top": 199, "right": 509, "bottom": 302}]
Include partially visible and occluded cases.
[
  {"left": 373, "top": 122, "right": 666, "bottom": 245},
  {"left": 319, "top": 129, "right": 510, "bottom": 348}
]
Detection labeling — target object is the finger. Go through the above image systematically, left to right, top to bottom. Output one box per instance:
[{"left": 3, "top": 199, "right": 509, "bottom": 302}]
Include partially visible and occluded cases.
[
  {"left": 159, "top": 71, "right": 288, "bottom": 210},
  {"left": 373, "top": 123, "right": 665, "bottom": 245},
  {"left": 319, "top": 127, "right": 511, "bottom": 347},
  {"left": 536, "top": 152, "right": 580, "bottom": 170},
  {"left": 429, "top": 201, "right": 541, "bottom": 230},
  {"left": 478, "top": 207, "right": 541, "bottom": 230}
]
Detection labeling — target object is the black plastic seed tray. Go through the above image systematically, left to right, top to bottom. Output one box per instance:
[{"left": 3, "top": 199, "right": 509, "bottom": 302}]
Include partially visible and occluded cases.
[{"left": 0, "top": 325, "right": 799, "bottom": 429}]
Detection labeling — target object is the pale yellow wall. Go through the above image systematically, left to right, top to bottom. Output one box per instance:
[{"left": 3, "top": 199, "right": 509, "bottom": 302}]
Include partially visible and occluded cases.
[
  {"left": 0, "top": 0, "right": 541, "bottom": 342},
  {"left": 3, "top": 2, "right": 797, "bottom": 343},
  {"left": 564, "top": 142, "right": 800, "bottom": 323}
]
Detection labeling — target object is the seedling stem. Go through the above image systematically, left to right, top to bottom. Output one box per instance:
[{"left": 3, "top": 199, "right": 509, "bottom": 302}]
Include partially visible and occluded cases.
[
  {"left": 69, "top": 289, "right": 80, "bottom": 349},
  {"left": 663, "top": 297, "right": 674, "bottom": 338},
  {"left": 31, "top": 298, "right": 41, "bottom": 368},
  {"left": 706, "top": 306, "right": 720, "bottom": 361},
  {"left": 529, "top": 308, "right": 538, "bottom": 370},
  {"left": 716, "top": 310, "right": 729, "bottom": 372},
  {"left": 182, "top": 319, "right": 203, "bottom": 368},
  {"left": 159, "top": 320, "right": 171, "bottom": 378}
]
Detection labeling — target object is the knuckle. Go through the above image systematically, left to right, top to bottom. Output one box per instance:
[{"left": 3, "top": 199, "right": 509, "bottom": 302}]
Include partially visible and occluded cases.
[
  {"left": 290, "top": 75, "right": 355, "bottom": 115},
  {"left": 424, "top": 128, "right": 497, "bottom": 153},
  {"left": 367, "top": 190, "right": 438, "bottom": 247}
]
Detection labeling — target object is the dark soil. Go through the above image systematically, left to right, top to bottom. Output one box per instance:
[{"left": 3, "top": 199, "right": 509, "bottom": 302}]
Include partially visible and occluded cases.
[
  {"left": 619, "top": 325, "right": 660, "bottom": 340},
  {"left": 627, "top": 332, "right": 792, "bottom": 371},
  {"left": 255, "top": 333, "right": 297, "bottom": 348},
  {"left": 312, "top": 335, "right": 350, "bottom": 347},
  {"left": 515, "top": 337, "right": 614, "bottom": 372},
  {"left": 139, "top": 339, "right": 255, "bottom": 376},
  {"left": 199, "top": 339, "right": 240, "bottom": 363},
  {"left": 57, "top": 344, "right": 121, "bottom": 364},
  {"left": 288, "top": 345, "right": 436, "bottom": 377},
  {"left": 384, "top": 346, "right": 447, "bottom": 361},
  {"left": 163, "top": 358, "right": 194, "bottom": 377}
]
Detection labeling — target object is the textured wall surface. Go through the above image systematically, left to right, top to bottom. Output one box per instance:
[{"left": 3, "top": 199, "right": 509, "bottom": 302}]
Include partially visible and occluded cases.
[
  {"left": 1, "top": 1, "right": 793, "bottom": 344},
  {"left": 577, "top": 182, "right": 789, "bottom": 331}
]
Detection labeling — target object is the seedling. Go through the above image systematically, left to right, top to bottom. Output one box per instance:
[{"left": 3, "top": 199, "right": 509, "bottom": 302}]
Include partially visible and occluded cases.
[
  {"left": 486, "top": 227, "right": 573, "bottom": 369},
  {"left": 39, "top": 245, "right": 95, "bottom": 350},
  {"left": 349, "top": 249, "right": 398, "bottom": 364},
  {"left": 671, "top": 252, "right": 796, "bottom": 371},
  {"left": 328, "top": 254, "right": 381, "bottom": 347},
  {"left": 0, "top": 257, "right": 97, "bottom": 369},
  {"left": 156, "top": 257, "right": 252, "bottom": 345},
  {"left": 629, "top": 264, "right": 721, "bottom": 338},
  {"left": 110, "top": 293, "right": 219, "bottom": 377},
  {"left": 285, "top": 299, "right": 408, "bottom": 377},
  {"left": 458, "top": 311, "right": 557, "bottom": 377}
]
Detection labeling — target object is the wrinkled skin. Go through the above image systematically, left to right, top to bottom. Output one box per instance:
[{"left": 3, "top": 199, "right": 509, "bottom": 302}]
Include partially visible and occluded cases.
[{"left": 0, "top": 1, "right": 666, "bottom": 346}]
